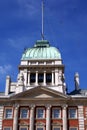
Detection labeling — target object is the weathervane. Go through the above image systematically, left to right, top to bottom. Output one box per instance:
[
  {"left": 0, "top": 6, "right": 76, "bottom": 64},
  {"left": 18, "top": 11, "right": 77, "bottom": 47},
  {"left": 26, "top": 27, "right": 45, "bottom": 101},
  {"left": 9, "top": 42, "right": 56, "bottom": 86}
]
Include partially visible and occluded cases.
[{"left": 41, "top": 0, "right": 44, "bottom": 40}]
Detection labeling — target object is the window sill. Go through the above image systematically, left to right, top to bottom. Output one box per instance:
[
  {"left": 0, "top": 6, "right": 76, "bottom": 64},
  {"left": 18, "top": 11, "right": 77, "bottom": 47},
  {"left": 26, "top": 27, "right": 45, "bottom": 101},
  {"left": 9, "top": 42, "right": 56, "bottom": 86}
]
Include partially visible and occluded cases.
[
  {"left": 4, "top": 118, "right": 13, "bottom": 120},
  {"left": 19, "top": 118, "right": 29, "bottom": 119},
  {"left": 36, "top": 118, "right": 45, "bottom": 120},
  {"left": 52, "top": 118, "right": 61, "bottom": 119},
  {"left": 68, "top": 118, "right": 78, "bottom": 119}
]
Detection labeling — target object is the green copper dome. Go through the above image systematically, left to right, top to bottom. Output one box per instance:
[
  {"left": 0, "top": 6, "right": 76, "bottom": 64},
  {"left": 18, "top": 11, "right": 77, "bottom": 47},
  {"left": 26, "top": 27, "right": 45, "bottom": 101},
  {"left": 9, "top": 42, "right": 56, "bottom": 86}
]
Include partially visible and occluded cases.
[{"left": 21, "top": 40, "right": 61, "bottom": 60}]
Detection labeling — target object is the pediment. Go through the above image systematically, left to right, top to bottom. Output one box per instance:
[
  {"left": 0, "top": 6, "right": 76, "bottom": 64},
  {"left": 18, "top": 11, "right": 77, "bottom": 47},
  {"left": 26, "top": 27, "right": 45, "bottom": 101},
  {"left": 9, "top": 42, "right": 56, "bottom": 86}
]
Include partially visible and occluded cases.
[{"left": 11, "top": 86, "right": 68, "bottom": 100}]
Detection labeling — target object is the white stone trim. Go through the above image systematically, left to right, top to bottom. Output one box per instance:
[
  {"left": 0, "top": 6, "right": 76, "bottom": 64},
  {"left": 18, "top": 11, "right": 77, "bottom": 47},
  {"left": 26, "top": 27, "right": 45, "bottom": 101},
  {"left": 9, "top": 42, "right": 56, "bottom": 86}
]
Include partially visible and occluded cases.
[
  {"left": 62, "top": 105, "right": 67, "bottom": 130},
  {"left": 0, "top": 106, "right": 4, "bottom": 130},
  {"left": 78, "top": 106, "right": 84, "bottom": 130}
]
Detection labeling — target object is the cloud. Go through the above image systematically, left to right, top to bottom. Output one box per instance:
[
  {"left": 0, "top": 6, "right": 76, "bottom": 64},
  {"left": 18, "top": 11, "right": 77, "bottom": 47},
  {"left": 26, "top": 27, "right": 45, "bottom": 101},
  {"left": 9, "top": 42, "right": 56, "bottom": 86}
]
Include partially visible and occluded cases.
[
  {"left": 17, "top": 0, "right": 40, "bottom": 18},
  {"left": 7, "top": 37, "right": 30, "bottom": 49},
  {"left": 0, "top": 65, "right": 12, "bottom": 75}
]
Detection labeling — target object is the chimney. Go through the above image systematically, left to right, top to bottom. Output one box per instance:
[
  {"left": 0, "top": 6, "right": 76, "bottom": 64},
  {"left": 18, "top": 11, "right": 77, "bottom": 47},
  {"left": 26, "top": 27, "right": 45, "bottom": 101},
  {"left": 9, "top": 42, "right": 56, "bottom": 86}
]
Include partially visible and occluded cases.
[{"left": 5, "top": 75, "right": 11, "bottom": 95}]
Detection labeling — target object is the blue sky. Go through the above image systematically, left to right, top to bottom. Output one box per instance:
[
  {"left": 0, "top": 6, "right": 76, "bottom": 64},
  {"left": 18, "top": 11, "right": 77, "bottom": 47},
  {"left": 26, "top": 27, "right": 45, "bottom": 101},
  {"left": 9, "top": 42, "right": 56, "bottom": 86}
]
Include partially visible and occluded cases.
[{"left": 0, "top": 0, "right": 87, "bottom": 92}]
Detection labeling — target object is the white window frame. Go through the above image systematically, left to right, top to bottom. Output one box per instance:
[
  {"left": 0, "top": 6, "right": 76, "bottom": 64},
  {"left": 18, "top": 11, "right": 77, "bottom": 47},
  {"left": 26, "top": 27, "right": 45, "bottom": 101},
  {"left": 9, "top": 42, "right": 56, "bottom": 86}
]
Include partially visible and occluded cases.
[
  {"left": 20, "top": 107, "right": 29, "bottom": 119},
  {"left": 4, "top": 108, "right": 13, "bottom": 119},
  {"left": 36, "top": 108, "right": 45, "bottom": 119},
  {"left": 52, "top": 108, "right": 61, "bottom": 119},
  {"left": 68, "top": 108, "right": 77, "bottom": 119},
  {"left": 19, "top": 126, "right": 28, "bottom": 130},
  {"left": 36, "top": 126, "right": 44, "bottom": 130},
  {"left": 52, "top": 126, "right": 61, "bottom": 130},
  {"left": 3, "top": 127, "right": 12, "bottom": 130},
  {"left": 69, "top": 127, "right": 78, "bottom": 130}
]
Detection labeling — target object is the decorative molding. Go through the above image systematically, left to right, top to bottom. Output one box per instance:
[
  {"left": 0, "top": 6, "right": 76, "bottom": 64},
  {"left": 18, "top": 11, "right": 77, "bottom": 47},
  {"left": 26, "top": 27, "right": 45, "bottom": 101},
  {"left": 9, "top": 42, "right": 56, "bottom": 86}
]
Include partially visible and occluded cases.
[
  {"left": 45, "top": 104, "right": 51, "bottom": 109},
  {"left": 35, "top": 122, "right": 45, "bottom": 126},
  {"left": 52, "top": 122, "right": 62, "bottom": 126}
]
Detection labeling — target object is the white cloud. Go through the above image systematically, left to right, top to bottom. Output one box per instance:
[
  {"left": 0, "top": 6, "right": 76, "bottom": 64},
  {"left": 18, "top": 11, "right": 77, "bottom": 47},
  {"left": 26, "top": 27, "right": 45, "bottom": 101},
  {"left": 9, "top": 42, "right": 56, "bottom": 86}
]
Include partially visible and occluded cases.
[
  {"left": 17, "top": 0, "right": 40, "bottom": 17},
  {"left": 7, "top": 37, "right": 29, "bottom": 49},
  {"left": 0, "top": 65, "right": 12, "bottom": 75}
]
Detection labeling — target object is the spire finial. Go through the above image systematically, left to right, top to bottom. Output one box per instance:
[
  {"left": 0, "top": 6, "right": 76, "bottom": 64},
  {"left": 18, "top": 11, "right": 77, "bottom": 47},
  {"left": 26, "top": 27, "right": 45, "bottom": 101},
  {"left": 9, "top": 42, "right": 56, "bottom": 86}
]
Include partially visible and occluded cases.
[{"left": 41, "top": 0, "right": 44, "bottom": 40}]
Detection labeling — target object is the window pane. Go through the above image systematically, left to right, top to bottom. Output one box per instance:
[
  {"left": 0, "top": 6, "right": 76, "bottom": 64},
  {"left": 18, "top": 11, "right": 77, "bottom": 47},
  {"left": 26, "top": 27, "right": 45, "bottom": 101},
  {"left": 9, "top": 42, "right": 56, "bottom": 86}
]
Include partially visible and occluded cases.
[
  {"left": 30, "top": 73, "right": 35, "bottom": 83},
  {"left": 46, "top": 73, "right": 52, "bottom": 83},
  {"left": 38, "top": 74, "right": 43, "bottom": 83},
  {"left": 5, "top": 109, "right": 12, "bottom": 119},
  {"left": 20, "top": 109, "right": 28, "bottom": 118},
  {"left": 37, "top": 109, "right": 44, "bottom": 118},
  {"left": 52, "top": 109, "right": 60, "bottom": 118},
  {"left": 69, "top": 109, "right": 77, "bottom": 118},
  {"left": 4, "top": 128, "right": 10, "bottom": 130},
  {"left": 20, "top": 128, "right": 27, "bottom": 130},
  {"left": 37, "top": 128, "right": 43, "bottom": 130},
  {"left": 54, "top": 128, "right": 60, "bottom": 130},
  {"left": 70, "top": 128, "right": 77, "bottom": 130}
]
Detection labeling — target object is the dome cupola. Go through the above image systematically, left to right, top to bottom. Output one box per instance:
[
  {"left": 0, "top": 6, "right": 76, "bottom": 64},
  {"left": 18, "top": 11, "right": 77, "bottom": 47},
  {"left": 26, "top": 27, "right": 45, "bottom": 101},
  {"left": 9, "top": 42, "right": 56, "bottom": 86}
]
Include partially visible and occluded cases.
[{"left": 21, "top": 40, "right": 61, "bottom": 60}]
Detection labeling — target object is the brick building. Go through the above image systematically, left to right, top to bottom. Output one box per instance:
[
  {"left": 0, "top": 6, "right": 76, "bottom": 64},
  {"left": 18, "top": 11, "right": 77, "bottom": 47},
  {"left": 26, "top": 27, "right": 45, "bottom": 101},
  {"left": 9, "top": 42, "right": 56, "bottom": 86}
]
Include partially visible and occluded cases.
[
  {"left": 0, "top": 1, "right": 87, "bottom": 130},
  {"left": 0, "top": 39, "right": 87, "bottom": 130}
]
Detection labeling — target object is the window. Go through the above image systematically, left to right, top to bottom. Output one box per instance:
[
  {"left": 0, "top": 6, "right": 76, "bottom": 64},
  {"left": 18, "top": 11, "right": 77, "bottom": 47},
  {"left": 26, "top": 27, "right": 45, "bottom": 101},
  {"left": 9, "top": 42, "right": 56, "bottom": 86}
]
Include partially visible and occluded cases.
[
  {"left": 30, "top": 73, "right": 36, "bottom": 83},
  {"left": 38, "top": 73, "right": 44, "bottom": 83},
  {"left": 46, "top": 73, "right": 52, "bottom": 83},
  {"left": 20, "top": 108, "right": 28, "bottom": 118},
  {"left": 36, "top": 108, "right": 45, "bottom": 118},
  {"left": 52, "top": 108, "right": 61, "bottom": 118},
  {"left": 68, "top": 108, "right": 77, "bottom": 119},
  {"left": 5, "top": 109, "right": 12, "bottom": 119},
  {"left": 20, "top": 127, "right": 27, "bottom": 130},
  {"left": 36, "top": 127, "right": 44, "bottom": 130},
  {"left": 53, "top": 127, "right": 61, "bottom": 130},
  {"left": 4, "top": 128, "right": 11, "bottom": 130},
  {"left": 37, "top": 128, "right": 43, "bottom": 130},
  {"left": 54, "top": 128, "right": 60, "bottom": 130},
  {"left": 70, "top": 128, "right": 77, "bottom": 130}
]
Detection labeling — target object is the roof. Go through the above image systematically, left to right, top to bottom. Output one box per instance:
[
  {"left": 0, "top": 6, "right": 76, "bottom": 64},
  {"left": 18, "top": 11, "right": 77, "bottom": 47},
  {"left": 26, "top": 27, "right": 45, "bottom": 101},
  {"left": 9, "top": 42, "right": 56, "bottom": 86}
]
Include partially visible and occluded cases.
[
  {"left": 21, "top": 40, "right": 61, "bottom": 60},
  {"left": 69, "top": 89, "right": 87, "bottom": 96}
]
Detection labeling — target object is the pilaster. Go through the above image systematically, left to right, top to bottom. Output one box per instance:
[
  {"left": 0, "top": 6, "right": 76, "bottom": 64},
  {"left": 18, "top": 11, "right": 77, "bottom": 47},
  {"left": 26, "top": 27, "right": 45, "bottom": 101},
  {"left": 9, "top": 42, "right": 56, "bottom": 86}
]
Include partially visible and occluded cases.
[
  {"left": 13, "top": 104, "right": 19, "bottom": 130},
  {"left": 30, "top": 105, "right": 35, "bottom": 130},
  {"left": 46, "top": 105, "right": 51, "bottom": 130},
  {"left": 62, "top": 105, "right": 67, "bottom": 130}
]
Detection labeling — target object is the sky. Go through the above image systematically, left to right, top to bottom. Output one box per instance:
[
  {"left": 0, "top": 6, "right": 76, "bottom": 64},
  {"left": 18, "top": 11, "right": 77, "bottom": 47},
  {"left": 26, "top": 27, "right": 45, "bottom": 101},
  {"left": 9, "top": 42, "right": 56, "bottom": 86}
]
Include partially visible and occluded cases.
[{"left": 0, "top": 0, "right": 87, "bottom": 92}]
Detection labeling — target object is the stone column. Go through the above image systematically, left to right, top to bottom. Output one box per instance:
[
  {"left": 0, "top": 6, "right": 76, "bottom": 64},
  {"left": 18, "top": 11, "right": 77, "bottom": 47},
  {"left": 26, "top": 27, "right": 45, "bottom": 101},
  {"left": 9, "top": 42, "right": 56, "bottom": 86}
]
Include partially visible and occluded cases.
[
  {"left": 24, "top": 69, "right": 28, "bottom": 86},
  {"left": 55, "top": 69, "right": 58, "bottom": 85},
  {"left": 28, "top": 71, "right": 30, "bottom": 86},
  {"left": 36, "top": 71, "right": 38, "bottom": 85},
  {"left": 44, "top": 71, "right": 46, "bottom": 86},
  {"left": 52, "top": 71, "right": 54, "bottom": 85},
  {"left": 13, "top": 104, "right": 19, "bottom": 130},
  {"left": 30, "top": 105, "right": 35, "bottom": 130},
  {"left": 46, "top": 105, "right": 51, "bottom": 130},
  {"left": 62, "top": 105, "right": 67, "bottom": 130}
]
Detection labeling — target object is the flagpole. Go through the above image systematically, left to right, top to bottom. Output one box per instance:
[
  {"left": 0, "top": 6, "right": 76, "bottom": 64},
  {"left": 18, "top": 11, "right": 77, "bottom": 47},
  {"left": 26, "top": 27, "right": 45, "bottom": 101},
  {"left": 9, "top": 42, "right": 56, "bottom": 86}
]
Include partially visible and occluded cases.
[{"left": 42, "top": 0, "right": 44, "bottom": 40}]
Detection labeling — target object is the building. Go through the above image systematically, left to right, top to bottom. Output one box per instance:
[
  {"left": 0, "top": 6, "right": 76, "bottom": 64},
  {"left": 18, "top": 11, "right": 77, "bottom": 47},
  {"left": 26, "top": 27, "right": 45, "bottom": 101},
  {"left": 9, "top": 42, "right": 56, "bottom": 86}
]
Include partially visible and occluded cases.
[
  {"left": 0, "top": 2, "right": 87, "bottom": 130},
  {"left": 0, "top": 38, "right": 87, "bottom": 130}
]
